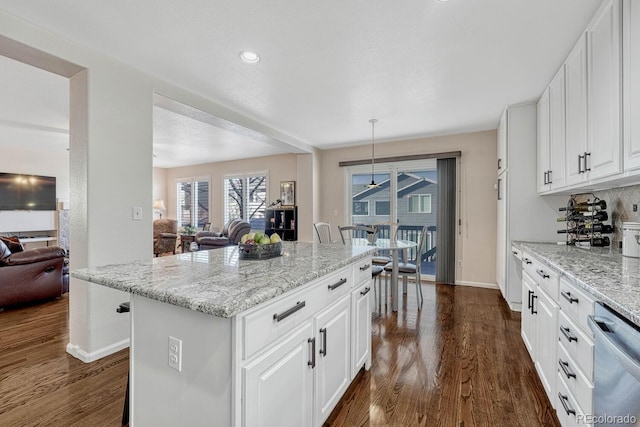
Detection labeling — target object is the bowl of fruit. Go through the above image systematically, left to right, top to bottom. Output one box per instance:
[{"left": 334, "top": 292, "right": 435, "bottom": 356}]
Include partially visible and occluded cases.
[{"left": 238, "top": 232, "right": 283, "bottom": 260}]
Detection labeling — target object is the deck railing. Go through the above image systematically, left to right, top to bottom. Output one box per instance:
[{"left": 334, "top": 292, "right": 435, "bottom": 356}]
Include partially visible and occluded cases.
[{"left": 357, "top": 223, "right": 436, "bottom": 263}]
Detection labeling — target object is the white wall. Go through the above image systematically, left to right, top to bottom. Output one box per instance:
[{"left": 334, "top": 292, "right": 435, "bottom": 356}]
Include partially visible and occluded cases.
[{"left": 0, "top": 145, "right": 69, "bottom": 199}]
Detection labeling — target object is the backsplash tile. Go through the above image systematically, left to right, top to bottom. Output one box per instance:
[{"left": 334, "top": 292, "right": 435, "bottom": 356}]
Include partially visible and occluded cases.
[{"left": 594, "top": 185, "right": 640, "bottom": 249}]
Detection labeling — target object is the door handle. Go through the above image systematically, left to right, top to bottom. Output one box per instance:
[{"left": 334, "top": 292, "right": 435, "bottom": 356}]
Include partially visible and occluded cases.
[
  {"left": 585, "top": 152, "right": 591, "bottom": 172},
  {"left": 578, "top": 154, "right": 584, "bottom": 174},
  {"left": 547, "top": 170, "right": 552, "bottom": 184},
  {"left": 543, "top": 171, "right": 548, "bottom": 185},
  {"left": 497, "top": 178, "right": 502, "bottom": 200},
  {"left": 359, "top": 264, "right": 370, "bottom": 271},
  {"left": 536, "top": 269, "right": 550, "bottom": 279},
  {"left": 360, "top": 287, "right": 371, "bottom": 296},
  {"left": 527, "top": 290, "right": 534, "bottom": 310},
  {"left": 531, "top": 294, "right": 538, "bottom": 315},
  {"left": 560, "top": 325, "right": 578, "bottom": 343},
  {"left": 319, "top": 328, "right": 327, "bottom": 357},
  {"left": 308, "top": 337, "right": 316, "bottom": 368},
  {"left": 559, "top": 359, "right": 577, "bottom": 380},
  {"left": 558, "top": 393, "right": 576, "bottom": 416}
]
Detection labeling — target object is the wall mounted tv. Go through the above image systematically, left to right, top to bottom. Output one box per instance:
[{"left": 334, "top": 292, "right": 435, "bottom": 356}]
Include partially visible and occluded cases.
[{"left": 0, "top": 173, "right": 57, "bottom": 211}]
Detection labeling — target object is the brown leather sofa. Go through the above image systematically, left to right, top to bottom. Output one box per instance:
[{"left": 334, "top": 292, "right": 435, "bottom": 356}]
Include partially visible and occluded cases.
[
  {"left": 195, "top": 219, "right": 251, "bottom": 250},
  {"left": 0, "top": 237, "right": 69, "bottom": 308}
]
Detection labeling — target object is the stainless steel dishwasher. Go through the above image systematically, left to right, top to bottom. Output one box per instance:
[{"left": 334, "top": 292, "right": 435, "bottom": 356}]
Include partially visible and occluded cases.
[{"left": 588, "top": 302, "right": 640, "bottom": 426}]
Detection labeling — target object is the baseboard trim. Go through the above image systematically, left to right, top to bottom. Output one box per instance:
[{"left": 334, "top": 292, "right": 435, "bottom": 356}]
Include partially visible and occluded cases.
[
  {"left": 454, "top": 280, "right": 499, "bottom": 290},
  {"left": 508, "top": 302, "right": 523, "bottom": 312},
  {"left": 66, "top": 339, "right": 130, "bottom": 363}
]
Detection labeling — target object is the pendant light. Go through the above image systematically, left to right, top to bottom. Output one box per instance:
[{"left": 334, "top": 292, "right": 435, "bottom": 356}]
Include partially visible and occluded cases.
[{"left": 366, "top": 118, "right": 379, "bottom": 188}]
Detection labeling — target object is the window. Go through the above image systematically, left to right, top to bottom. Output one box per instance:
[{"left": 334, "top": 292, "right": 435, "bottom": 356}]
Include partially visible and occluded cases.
[
  {"left": 224, "top": 173, "right": 268, "bottom": 229},
  {"left": 176, "top": 177, "right": 210, "bottom": 228},
  {"left": 407, "top": 194, "right": 431, "bottom": 213},
  {"left": 375, "top": 200, "right": 390, "bottom": 216},
  {"left": 352, "top": 201, "right": 369, "bottom": 216}
]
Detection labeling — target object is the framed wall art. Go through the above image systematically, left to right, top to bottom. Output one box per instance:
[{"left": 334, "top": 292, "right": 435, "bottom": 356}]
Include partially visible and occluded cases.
[{"left": 280, "top": 181, "right": 296, "bottom": 206}]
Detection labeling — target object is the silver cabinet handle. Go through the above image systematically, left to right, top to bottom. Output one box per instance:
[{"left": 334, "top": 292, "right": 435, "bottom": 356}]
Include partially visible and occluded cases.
[
  {"left": 585, "top": 152, "right": 591, "bottom": 172},
  {"left": 578, "top": 154, "right": 585, "bottom": 174},
  {"left": 498, "top": 158, "right": 502, "bottom": 170},
  {"left": 547, "top": 170, "right": 552, "bottom": 184},
  {"left": 543, "top": 171, "right": 548, "bottom": 185},
  {"left": 497, "top": 178, "right": 502, "bottom": 200},
  {"left": 359, "top": 264, "right": 370, "bottom": 271},
  {"left": 536, "top": 269, "right": 549, "bottom": 279},
  {"left": 328, "top": 278, "right": 348, "bottom": 291},
  {"left": 360, "top": 287, "right": 371, "bottom": 296},
  {"left": 561, "top": 290, "right": 579, "bottom": 304},
  {"left": 273, "top": 301, "right": 306, "bottom": 322},
  {"left": 560, "top": 325, "right": 578, "bottom": 343},
  {"left": 319, "top": 328, "right": 327, "bottom": 357},
  {"left": 308, "top": 337, "right": 316, "bottom": 368},
  {"left": 559, "top": 359, "right": 577, "bottom": 380},
  {"left": 558, "top": 393, "right": 576, "bottom": 416}
]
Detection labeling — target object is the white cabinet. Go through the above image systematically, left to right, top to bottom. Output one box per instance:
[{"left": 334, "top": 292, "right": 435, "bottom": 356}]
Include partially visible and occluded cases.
[
  {"left": 587, "top": 0, "right": 622, "bottom": 180},
  {"left": 623, "top": 0, "right": 640, "bottom": 171},
  {"left": 565, "top": 33, "right": 589, "bottom": 186},
  {"left": 538, "top": 67, "right": 566, "bottom": 192},
  {"left": 496, "top": 104, "right": 565, "bottom": 310},
  {"left": 498, "top": 108, "right": 508, "bottom": 175},
  {"left": 521, "top": 269, "right": 536, "bottom": 355},
  {"left": 351, "top": 282, "right": 372, "bottom": 377},
  {"left": 535, "top": 285, "right": 559, "bottom": 398},
  {"left": 314, "top": 294, "right": 351, "bottom": 426},
  {"left": 243, "top": 322, "right": 315, "bottom": 427}
]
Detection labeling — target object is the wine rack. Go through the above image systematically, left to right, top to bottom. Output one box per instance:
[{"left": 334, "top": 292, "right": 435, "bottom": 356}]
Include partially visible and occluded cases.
[{"left": 558, "top": 193, "right": 613, "bottom": 247}]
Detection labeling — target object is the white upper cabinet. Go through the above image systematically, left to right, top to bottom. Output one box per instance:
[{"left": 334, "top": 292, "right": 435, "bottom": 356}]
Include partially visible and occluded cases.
[
  {"left": 587, "top": 0, "right": 622, "bottom": 180},
  {"left": 624, "top": 0, "right": 640, "bottom": 171},
  {"left": 565, "top": 34, "right": 589, "bottom": 186},
  {"left": 537, "top": 66, "right": 566, "bottom": 194},
  {"left": 537, "top": 88, "right": 551, "bottom": 193},
  {"left": 498, "top": 109, "right": 508, "bottom": 176}
]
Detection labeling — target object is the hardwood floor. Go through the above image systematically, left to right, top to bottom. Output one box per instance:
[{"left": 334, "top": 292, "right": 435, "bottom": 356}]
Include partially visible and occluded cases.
[
  {"left": 324, "top": 283, "right": 559, "bottom": 427},
  {"left": 0, "top": 284, "right": 558, "bottom": 427},
  {"left": 0, "top": 295, "right": 128, "bottom": 427}
]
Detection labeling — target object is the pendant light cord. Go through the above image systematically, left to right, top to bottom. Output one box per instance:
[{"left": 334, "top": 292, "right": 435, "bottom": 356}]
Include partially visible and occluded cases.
[{"left": 369, "top": 118, "right": 378, "bottom": 185}]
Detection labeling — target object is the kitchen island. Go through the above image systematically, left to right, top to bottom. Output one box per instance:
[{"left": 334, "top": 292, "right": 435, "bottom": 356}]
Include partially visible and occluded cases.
[{"left": 72, "top": 242, "right": 376, "bottom": 427}]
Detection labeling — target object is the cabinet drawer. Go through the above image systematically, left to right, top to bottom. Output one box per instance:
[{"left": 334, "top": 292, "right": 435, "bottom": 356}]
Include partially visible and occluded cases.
[
  {"left": 511, "top": 246, "right": 522, "bottom": 260},
  {"left": 522, "top": 253, "right": 559, "bottom": 301},
  {"left": 353, "top": 257, "right": 374, "bottom": 285},
  {"left": 242, "top": 266, "right": 352, "bottom": 360},
  {"left": 558, "top": 277, "right": 595, "bottom": 336},
  {"left": 558, "top": 310, "right": 594, "bottom": 381},
  {"left": 557, "top": 342, "right": 593, "bottom": 415},
  {"left": 556, "top": 373, "right": 590, "bottom": 427}
]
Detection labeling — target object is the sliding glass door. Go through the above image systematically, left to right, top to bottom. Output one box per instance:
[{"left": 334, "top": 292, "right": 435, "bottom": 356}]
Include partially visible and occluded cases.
[{"left": 348, "top": 160, "right": 437, "bottom": 279}]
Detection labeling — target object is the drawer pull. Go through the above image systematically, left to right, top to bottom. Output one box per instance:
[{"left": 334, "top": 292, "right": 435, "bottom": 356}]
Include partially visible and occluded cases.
[
  {"left": 512, "top": 250, "right": 519, "bottom": 255},
  {"left": 523, "top": 258, "right": 532, "bottom": 265},
  {"left": 359, "top": 263, "right": 371, "bottom": 271},
  {"left": 536, "top": 269, "right": 550, "bottom": 279},
  {"left": 328, "top": 278, "right": 348, "bottom": 291},
  {"left": 360, "top": 287, "right": 371, "bottom": 296},
  {"left": 527, "top": 290, "right": 534, "bottom": 310},
  {"left": 561, "top": 290, "right": 579, "bottom": 304},
  {"left": 531, "top": 294, "right": 538, "bottom": 315},
  {"left": 273, "top": 301, "right": 306, "bottom": 322},
  {"left": 560, "top": 325, "right": 578, "bottom": 343},
  {"left": 319, "top": 328, "right": 327, "bottom": 357},
  {"left": 308, "top": 337, "right": 316, "bottom": 368},
  {"left": 558, "top": 359, "right": 577, "bottom": 380},
  {"left": 558, "top": 393, "right": 576, "bottom": 416}
]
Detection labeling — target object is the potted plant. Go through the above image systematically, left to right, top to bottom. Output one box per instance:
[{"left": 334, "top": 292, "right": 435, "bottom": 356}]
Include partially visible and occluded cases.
[{"left": 181, "top": 225, "right": 196, "bottom": 235}]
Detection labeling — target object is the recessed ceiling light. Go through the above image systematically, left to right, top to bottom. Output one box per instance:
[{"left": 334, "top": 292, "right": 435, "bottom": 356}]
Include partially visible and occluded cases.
[{"left": 239, "top": 51, "right": 261, "bottom": 64}]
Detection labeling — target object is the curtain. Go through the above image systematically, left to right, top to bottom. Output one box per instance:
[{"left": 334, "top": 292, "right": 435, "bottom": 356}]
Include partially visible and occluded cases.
[{"left": 436, "top": 158, "right": 456, "bottom": 284}]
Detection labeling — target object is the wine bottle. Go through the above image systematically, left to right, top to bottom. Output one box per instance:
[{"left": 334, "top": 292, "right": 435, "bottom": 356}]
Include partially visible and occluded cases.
[
  {"left": 559, "top": 200, "right": 607, "bottom": 212},
  {"left": 557, "top": 211, "right": 608, "bottom": 222},
  {"left": 557, "top": 224, "right": 614, "bottom": 234},
  {"left": 569, "top": 236, "right": 610, "bottom": 247}
]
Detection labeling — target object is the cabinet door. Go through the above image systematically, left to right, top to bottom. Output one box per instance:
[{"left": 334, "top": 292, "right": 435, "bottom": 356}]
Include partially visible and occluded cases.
[
  {"left": 588, "top": 0, "right": 622, "bottom": 180},
  {"left": 624, "top": 0, "right": 640, "bottom": 171},
  {"left": 565, "top": 33, "right": 589, "bottom": 186},
  {"left": 548, "top": 67, "right": 566, "bottom": 190},
  {"left": 537, "top": 88, "right": 551, "bottom": 193},
  {"left": 498, "top": 109, "right": 507, "bottom": 175},
  {"left": 496, "top": 172, "right": 507, "bottom": 298},
  {"left": 521, "top": 271, "right": 537, "bottom": 357},
  {"left": 351, "top": 283, "right": 372, "bottom": 378},
  {"left": 534, "top": 288, "right": 559, "bottom": 401},
  {"left": 314, "top": 294, "right": 351, "bottom": 426},
  {"left": 243, "top": 322, "right": 314, "bottom": 427}
]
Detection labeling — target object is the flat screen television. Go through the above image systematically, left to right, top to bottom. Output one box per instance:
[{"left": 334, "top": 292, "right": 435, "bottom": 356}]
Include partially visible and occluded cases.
[{"left": 0, "top": 173, "right": 57, "bottom": 211}]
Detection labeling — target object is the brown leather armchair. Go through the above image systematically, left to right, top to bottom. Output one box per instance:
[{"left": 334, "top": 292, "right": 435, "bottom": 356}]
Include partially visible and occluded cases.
[
  {"left": 153, "top": 219, "right": 178, "bottom": 256},
  {"left": 0, "top": 238, "right": 69, "bottom": 308}
]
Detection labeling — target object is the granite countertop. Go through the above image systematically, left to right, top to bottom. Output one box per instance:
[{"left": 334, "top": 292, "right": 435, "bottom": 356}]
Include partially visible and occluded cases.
[
  {"left": 514, "top": 241, "right": 640, "bottom": 327},
  {"left": 71, "top": 242, "right": 375, "bottom": 318}
]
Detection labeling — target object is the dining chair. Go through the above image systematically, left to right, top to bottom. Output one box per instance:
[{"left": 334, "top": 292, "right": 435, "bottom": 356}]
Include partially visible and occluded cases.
[
  {"left": 314, "top": 222, "right": 334, "bottom": 243},
  {"left": 371, "top": 222, "right": 398, "bottom": 266},
  {"left": 337, "top": 225, "right": 385, "bottom": 307},
  {"left": 384, "top": 226, "right": 428, "bottom": 308}
]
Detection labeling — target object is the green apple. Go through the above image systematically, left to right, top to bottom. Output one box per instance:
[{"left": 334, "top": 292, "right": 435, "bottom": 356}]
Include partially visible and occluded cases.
[
  {"left": 246, "top": 232, "right": 256, "bottom": 241},
  {"left": 254, "top": 232, "right": 264, "bottom": 242},
  {"left": 270, "top": 233, "right": 282, "bottom": 243},
  {"left": 259, "top": 236, "right": 271, "bottom": 245}
]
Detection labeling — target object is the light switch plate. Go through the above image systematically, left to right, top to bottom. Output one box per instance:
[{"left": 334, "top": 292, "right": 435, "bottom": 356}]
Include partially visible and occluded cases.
[{"left": 133, "top": 206, "right": 143, "bottom": 221}]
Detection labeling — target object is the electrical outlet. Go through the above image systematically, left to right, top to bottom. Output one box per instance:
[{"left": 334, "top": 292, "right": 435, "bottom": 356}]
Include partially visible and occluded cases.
[
  {"left": 634, "top": 204, "right": 638, "bottom": 212},
  {"left": 133, "top": 206, "right": 143, "bottom": 221},
  {"left": 457, "top": 260, "right": 462, "bottom": 268},
  {"left": 168, "top": 336, "right": 182, "bottom": 372}
]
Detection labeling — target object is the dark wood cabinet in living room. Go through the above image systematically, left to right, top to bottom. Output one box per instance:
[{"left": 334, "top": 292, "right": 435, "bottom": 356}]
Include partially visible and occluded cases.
[{"left": 265, "top": 207, "right": 297, "bottom": 241}]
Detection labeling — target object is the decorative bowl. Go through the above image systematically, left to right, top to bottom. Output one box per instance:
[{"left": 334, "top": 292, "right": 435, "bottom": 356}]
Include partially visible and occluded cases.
[{"left": 238, "top": 241, "right": 283, "bottom": 260}]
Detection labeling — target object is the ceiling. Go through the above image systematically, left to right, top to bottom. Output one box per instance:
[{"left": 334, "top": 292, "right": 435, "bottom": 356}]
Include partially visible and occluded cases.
[{"left": 0, "top": 0, "right": 604, "bottom": 167}]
